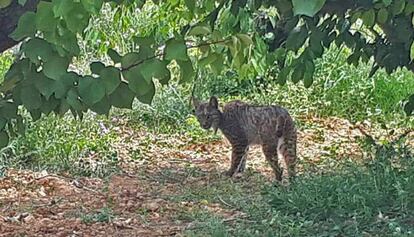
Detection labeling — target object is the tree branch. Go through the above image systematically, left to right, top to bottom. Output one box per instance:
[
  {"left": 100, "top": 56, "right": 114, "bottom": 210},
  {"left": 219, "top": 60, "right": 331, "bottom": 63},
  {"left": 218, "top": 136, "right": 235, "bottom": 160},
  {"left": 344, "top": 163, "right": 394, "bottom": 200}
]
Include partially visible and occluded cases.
[{"left": 121, "top": 38, "right": 231, "bottom": 71}]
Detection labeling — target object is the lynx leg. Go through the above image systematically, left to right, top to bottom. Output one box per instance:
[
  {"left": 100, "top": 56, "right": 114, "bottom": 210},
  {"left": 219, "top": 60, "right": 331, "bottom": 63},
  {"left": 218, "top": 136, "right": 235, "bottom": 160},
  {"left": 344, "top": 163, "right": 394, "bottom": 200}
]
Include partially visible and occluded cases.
[
  {"left": 277, "top": 133, "right": 297, "bottom": 180},
  {"left": 224, "top": 144, "right": 248, "bottom": 177},
  {"left": 262, "top": 144, "right": 282, "bottom": 181},
  {"left": 236, "top": 147, "right": 249, "bottom": 173}
]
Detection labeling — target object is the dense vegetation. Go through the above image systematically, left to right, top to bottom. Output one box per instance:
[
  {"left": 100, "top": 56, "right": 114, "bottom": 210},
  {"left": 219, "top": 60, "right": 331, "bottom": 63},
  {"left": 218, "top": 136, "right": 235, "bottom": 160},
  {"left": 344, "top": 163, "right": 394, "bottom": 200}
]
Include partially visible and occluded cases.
[
  {"left": 0, "top": 0, "right": 413, "bottom": 236},
  {"left": 0, "top": 0, "right": 414, "bottom": 148}
]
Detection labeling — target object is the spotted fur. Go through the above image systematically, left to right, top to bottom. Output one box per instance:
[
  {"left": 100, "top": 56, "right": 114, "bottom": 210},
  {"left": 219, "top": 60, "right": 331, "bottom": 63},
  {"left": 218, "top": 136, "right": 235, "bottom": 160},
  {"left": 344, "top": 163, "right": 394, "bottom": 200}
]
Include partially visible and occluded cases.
[{"left": 193, "top": 96, "right": 297, "bottom": 182}]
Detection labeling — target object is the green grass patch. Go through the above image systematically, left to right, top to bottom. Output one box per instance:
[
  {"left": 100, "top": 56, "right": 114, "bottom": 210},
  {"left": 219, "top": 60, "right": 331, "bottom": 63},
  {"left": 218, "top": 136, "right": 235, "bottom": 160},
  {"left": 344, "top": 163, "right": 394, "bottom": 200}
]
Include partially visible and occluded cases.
[
  {"left": 0, "top": 113, "right": 119, "bottom": 177},
  {"left": 176, "top": 139, "right": 414, "bottom": 236},
  {"left": 80, "top": 207, "right": 115, "bottom": 224}
]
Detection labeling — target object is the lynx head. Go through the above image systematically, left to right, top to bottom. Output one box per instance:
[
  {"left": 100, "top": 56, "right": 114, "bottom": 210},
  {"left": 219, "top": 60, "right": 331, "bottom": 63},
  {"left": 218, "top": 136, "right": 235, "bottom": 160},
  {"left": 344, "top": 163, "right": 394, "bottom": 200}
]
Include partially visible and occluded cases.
[{"left": 192, "top": 96, "right": 221, "bottom": 133}]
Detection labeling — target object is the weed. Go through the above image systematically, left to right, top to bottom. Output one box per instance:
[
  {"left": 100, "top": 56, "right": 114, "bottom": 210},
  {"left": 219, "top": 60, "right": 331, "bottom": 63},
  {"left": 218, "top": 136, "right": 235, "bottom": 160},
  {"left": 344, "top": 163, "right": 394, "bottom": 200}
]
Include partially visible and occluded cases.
[
  {"left": 0, "top": 51, "right": 13, "bottom": 81},
  {"left": 0, "top": 113, "right": 119, "bottom": 177},
  {"left": 263, "top": 137, "right": 414, "bottom": 236},
  {"left": 80, "top": 207, "right": 115, "bottom": 224}
]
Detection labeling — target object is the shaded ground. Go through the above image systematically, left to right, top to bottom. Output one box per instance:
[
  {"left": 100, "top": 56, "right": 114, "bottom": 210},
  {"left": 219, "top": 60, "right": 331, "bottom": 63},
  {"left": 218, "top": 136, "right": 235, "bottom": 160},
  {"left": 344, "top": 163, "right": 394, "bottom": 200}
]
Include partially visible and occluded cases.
[{"left": 0, "top": 116, "right": 412, "bottom": 236}]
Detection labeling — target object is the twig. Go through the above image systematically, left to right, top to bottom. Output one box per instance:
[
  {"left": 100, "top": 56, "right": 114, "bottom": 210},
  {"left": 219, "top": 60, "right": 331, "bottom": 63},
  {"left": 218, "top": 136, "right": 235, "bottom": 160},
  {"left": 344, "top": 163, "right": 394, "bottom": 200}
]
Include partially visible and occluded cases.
[
  {"left": 121, "top": 39, "right": 231, "bottom": 72},
  {"left": 35, "top": 174, "right": 71, "bottom": 181},
  {"left": 71, "top": 179, "right": 104, "bottom": 195},
  {"left": 217, "top": 195, "right": 234, "bottom": 208},
  {"left": 32, "top": 197, "right": 64, "bottom": 208},
  {"left": 184, "top": 216, "right": 255, "bottom": 230}
]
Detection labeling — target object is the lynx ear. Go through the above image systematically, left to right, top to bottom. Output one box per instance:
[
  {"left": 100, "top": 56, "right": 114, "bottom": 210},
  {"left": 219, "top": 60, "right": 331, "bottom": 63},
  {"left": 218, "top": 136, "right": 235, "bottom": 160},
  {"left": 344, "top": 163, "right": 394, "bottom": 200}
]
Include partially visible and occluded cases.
[
  {"left": 192, "top": 96, "right": 200, "bottom": 107},
  {"left": 209, "top": 96, "right": 218, "bottom": 109}
]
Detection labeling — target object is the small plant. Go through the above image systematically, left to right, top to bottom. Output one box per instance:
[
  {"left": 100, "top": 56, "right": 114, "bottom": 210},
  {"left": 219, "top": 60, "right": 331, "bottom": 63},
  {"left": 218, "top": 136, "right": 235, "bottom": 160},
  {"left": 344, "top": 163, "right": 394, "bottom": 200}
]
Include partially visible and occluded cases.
[
  {"left": 0, "top": 113, "right": 119, "bottom": 177},
  {"left": 265, "top": 136, "right": 414, "bottom": 236},
  {"left": 80, "top": 207, "right": 115, "bottom": 224}
]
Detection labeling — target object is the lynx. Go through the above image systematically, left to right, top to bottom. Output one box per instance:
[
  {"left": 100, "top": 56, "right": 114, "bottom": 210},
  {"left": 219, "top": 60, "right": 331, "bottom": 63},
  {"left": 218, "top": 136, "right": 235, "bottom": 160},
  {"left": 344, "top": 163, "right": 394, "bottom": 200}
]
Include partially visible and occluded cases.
[{"left": 192, "top": 96, "right": 297, "bottom": 182}]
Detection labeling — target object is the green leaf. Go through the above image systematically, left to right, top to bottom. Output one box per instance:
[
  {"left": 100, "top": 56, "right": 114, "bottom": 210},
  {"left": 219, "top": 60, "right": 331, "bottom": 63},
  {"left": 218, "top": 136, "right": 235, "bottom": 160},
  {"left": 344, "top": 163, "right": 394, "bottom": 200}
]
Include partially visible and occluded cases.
[
  {"left": 0, "top": 0, "right": 12, "bottom": 8},
  {"left": 18, "top": 0, "right": 27, "bottom": 6},
  {"left": 52, "top": 0, "right": 74, "bottom": 17},
  {"left": 81, "top": 0, "right": 103, "bottom": 14},
  {"left": 184, "top": 0, "right": 195, "bottom": 11},
  {"left": 292, "top": 0, "right": 326, "bottom": 17},
  {"left": 383, "top": 0, "right": 392, "bottom": 7},
  {"left": 391, "top": 0, "right": 405, "bottom": 15},
  {"left": 35, "top": 1, "right": 57, "bottom": 32},
  {"left": 52, "top": 1, "right": 90, "bottom": 33},
  {"left": 405, "top": 2, "right": 414, "bottom": 15},
  {"left": 65, "top": 3, "right": 91, "bottom": 33},
  {"left": 377, "top": 8, "right": 389, "bottom": 24},
  {"left": 361, "top": 9, "right": 375, "bottom": 28},
  {"left": 350, "top": 11, "right": 361, "bottom": 24},
  {"left": 9, "top": 12, "right": 36, "bottom": 40},
  {"left": 188, "top": 26, "right": 211, "bottom": 36},
  {"left": 286, "top": 26, "right": 308, "bottom": 52},
  {"left": 54, "top": 27, "right": 81, "bottom": 56},
  {"left": 236, "top": 33, "right": 253, "bottom": 46},
  {"left": 133, "top": 36, "right": 155, "bottom": 47},
  {"left": 229, "top": 36, "right": 242, "bottom": 57},
  {"left": 23, "top": 38, "right": 55, "bottom": 63},
  {"left": 164, "top": 38, "right": 189, "bottom": 61},
  {"left": 310, "top": 41, "right": 324, "bottom": 58},
  {"left": 410, "top": 41, "right": 414, "bottom": 61},
  {"left": 137, "top": 45, "right": 155, "bottom": 60},
  {"left": 108, "top": 49, "right": 122, "bottom": 64},
  {"left": 121, "top": 52, "right": 140, "bottom": 69},
  {"left": 347, "top": 52, "right": 361, "bottom": 67},
  {"left": 199, "top": 53, "right": 218, "bottom": 67},
  {"left": 210, "top": 54, "right": 225, "bottom": 75},
  {"left": 42, "top": 55, "right": 70, "bottom": 80},
  {"left": 4, "top": 59, "right": 28, "bottom": 88},
  {"left": 139, "top": 59, "right": 169, "bottom": 81},
  {"left": 152, "top": 60, "right": 171, "bottom": 84},
  {"left": 177, "top": 60, "right": 195, "bottom": 83},
  {"left": 303, "top": 60, "right": 315, "bottom": 88},
  {"left": 90, "top": 62, "right": 105, "bottom": 74},
  {"left": 291, "top": 64, "right": 305, "bottom": 83},
  {"left": 100, "top": 66, "right": 121, "bottom": 94},
  {"left": 277, "top": 67, "right": 290, "bottom": 85},
  {"left": 124, "top": 68, "right": 150, "bottom": 96},
  {"left": 53, "top": 72, "right": 78, "bottom": 99},
  {"left": 34, "top": 73, "right": 55, "bottom": 99},
  {"left": 78, "top": 76, "right": 106, "bottom": 105},
  {"left": 136, "top": 80, "right": 155, "bottom": 105},
  {"left": 53, "top": 81, "right": 68, "bottom": 99},
  {"left": 109, "top": 82, "right": 135, "bottom": 109},
  {"left": 21, "top": 86, "right": 42, "bottom": 110},
  {"left": 66, "top": 88, "right": 83, "bottom": 110},
  {"left": 404, "top": 95, "right": 414, "bottom": 115},
  {"left": 91, "top": 96, "right": 111, "bottom": 115},
  {"left": 40, "top": 97, "right": 59, "bottom": 115},
  {"left": 58, "top": 100, "right": 70, "bottom": 116},
  {"left": 0, "top": 103, "right": 18, "bottom": 119},
  {"left": 16, "top": 115, "right": 25, "bottom": 134},
  {"left": 0, "top": 118, "right": 6, "bottom": 131},
  {"left": 0, "top": 131, "right": 9, "bottom": 149}
]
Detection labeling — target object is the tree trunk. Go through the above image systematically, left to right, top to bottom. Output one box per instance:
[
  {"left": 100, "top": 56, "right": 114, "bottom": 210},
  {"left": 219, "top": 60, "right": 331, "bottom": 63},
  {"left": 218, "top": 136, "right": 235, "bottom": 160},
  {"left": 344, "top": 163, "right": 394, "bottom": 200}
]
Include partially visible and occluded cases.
[{"left": 0, "top": 0, "right": 39, "bottom": 53}]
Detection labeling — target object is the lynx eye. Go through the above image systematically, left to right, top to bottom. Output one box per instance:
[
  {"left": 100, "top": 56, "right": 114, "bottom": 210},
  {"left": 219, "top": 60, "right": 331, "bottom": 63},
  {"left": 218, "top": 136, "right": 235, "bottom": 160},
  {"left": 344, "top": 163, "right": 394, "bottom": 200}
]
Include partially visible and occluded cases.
[{"left": 206, "top": 114, "right": 211, "bottom": 119}]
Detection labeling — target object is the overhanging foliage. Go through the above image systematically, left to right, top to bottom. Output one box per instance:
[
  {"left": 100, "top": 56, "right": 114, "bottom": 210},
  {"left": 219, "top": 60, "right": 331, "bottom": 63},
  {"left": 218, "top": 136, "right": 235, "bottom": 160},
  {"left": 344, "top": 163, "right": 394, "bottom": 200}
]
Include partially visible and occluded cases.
[{"left": 0, "top": 0, "right": 412, "bottom": 148}]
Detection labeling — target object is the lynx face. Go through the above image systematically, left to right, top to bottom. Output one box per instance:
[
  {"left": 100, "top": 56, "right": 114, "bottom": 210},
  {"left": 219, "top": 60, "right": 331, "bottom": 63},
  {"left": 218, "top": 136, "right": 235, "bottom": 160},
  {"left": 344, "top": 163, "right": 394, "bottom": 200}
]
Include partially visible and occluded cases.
[{"left": 193, "top": 96, "right": 221, "bottom": 131}]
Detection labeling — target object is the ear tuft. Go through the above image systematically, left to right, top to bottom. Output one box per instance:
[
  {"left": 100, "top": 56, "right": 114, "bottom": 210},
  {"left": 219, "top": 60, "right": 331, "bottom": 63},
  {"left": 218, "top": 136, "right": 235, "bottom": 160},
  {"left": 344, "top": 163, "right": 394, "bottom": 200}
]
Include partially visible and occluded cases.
[{"left": 209, "top": 96, "right": 218, "bottom": 109}]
